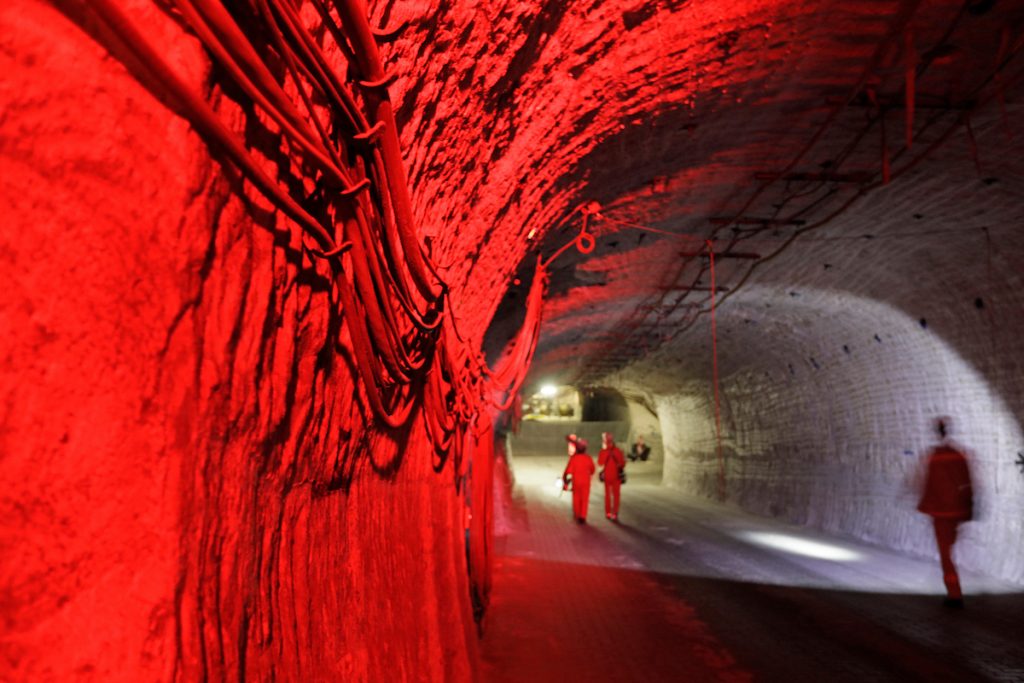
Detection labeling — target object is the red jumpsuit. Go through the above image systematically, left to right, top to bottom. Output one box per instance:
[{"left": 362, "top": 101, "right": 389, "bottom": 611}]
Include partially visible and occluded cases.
[
  {"left": 598, "top": 445, "right": 625, "bottom": 519},
  {"left": 918, "top": 445, "right": 973, "bottom": 601},
  {"left": 564, "top": 453, "right": 595, "bottom": 522}
]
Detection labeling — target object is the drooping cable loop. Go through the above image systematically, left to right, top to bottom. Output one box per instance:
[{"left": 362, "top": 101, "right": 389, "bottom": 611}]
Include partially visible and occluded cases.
[
  {"left": 543, "top": 204, "right": 602, "bottom": 268},
  {"left": 487, "top": 258, "right": 549, "bottom": 411}
]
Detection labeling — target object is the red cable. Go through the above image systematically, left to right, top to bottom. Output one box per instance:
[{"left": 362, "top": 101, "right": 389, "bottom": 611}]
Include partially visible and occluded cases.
[
  {"left": 77, "top": 0, "right": 548, "bottom": 467},
  {"left": 333, "top": 0, "right": 444, "bottom": 303},
  {"left": 708, "top": 241, "right": 726, "bottom": 501}
]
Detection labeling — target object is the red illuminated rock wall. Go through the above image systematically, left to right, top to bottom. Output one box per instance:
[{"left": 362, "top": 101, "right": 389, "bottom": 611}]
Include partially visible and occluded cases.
[{"left": 1, "top": 1, "right": 478, "bottom": 679}]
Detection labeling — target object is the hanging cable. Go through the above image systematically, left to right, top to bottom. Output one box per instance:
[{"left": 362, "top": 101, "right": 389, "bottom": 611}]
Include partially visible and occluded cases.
[
  {"left": 63, "top": 0, "right": 559, "bottom": 625},
  {"left": 708, "top": 241, "right": 726, "bottom": 502}
]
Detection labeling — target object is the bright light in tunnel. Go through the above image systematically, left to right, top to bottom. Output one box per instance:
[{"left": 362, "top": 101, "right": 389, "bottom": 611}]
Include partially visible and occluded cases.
[
  {"left": 539, "top": 384, "right": 557, "bottom": 397},
  {"left": 736, "top": 531, "right": 863, "bottom": 562}
]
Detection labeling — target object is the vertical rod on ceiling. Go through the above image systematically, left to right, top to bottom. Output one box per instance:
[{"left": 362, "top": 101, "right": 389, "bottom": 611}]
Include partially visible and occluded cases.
[
  {"left": 904, "top": 27, "right": 916, "bottom": 149},
  {"left": 881, "top": 109, "right": 891, "bottom": 184},
  {"left": 708, "top": 240, "right": 726, "bottom": 501}
]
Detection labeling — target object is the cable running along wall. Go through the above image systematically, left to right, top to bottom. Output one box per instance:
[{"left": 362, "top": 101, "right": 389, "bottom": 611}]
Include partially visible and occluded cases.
[{"left": 61, "top": 0, "right": 547, "bottom": 617}]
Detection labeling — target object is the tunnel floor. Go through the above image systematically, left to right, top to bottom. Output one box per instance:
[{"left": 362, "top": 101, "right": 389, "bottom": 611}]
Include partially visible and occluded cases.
[{"left": 479, "top": 456, "right": 1024, "bottom": 682}]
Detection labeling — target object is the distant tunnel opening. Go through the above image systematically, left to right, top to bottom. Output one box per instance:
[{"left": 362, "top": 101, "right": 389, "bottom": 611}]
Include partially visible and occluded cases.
[{"left": 581, "top": 387, "right": 630, "bottom": 422}]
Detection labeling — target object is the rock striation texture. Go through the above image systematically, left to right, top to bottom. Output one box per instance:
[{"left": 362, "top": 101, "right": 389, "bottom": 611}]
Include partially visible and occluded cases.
[
  {"left": 2, "top": 0, "right": 479, "bottom": 679},
  {"left": 3, "top": 0, "right": 1024, "bottom": 679}
]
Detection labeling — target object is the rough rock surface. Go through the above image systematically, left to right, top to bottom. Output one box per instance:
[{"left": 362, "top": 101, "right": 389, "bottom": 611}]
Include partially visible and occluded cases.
[
  {"left": 2, "top": 0, "right": 477, "bottom": 679},
  {"left": 3, "top": 0, "right": 1024, "bottom": 679},
  {"left": 382, "top": 0, "right": 1024, "bottom": 585}
]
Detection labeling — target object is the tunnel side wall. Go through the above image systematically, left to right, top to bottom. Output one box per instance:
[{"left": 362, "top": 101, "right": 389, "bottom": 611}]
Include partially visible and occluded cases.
[
  {"left": 0, "top": 2, "right": 478, "bottom": 680},
  {"left": 657, "top": 307, "right": 1024, "bottom": 585},
  {"left": 625, "top": 398, "right": 664, "bottom": 461}
]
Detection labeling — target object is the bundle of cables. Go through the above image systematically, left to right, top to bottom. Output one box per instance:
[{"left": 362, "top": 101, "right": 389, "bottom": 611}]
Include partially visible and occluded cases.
[{"left": 72, "top": 0, "right": 546, "bottom": 457}]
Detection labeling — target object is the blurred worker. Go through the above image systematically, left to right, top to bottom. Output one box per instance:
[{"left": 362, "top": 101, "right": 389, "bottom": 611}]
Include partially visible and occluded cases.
[
  {"left": 917, "top": 416, "right": 975, "bottom": 608},
  {"left": 598, "top": 432, "right": 626, "bottom": 521},
  {"left": 628, "top": 435, "right": 651, "bottom": 462},
  {"left": 563, "top": 437, "right": 595, "bottom": 524}
]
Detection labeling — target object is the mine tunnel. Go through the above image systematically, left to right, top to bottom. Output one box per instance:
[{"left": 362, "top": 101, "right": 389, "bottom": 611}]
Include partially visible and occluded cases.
[{"left": 3, "top": 0, "right": 1024, "bottom": 680}]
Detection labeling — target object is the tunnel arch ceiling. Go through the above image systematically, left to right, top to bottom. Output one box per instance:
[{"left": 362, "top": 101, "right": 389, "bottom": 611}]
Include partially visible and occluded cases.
[
  {"left": 376, "top": 0, "right": 1024, "bottom": 583},
  {"left": 382, "top": 0, "right": 1024, "bottom": 354}
]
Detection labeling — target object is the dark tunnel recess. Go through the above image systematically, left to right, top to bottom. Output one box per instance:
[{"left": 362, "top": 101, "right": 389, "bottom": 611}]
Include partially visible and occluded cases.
[{"left": 580, "top": 387, "right": 630, "bottom": 422}]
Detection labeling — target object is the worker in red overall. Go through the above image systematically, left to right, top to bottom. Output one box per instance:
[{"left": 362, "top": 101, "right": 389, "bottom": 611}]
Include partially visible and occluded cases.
[
  {"left": 917, "top": 417, "right": 974, "bottom": 608},
  {"left": 598, "top": 432, "right": 626, "bottom": 521},
  {"left": 563, "top": 437, "right": 595, "bottom": 524}
]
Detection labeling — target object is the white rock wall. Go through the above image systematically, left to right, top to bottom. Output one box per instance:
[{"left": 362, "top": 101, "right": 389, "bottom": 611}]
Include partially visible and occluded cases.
[{"left": 655, "top": 291, "right": 1024, "bottom": 584}]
